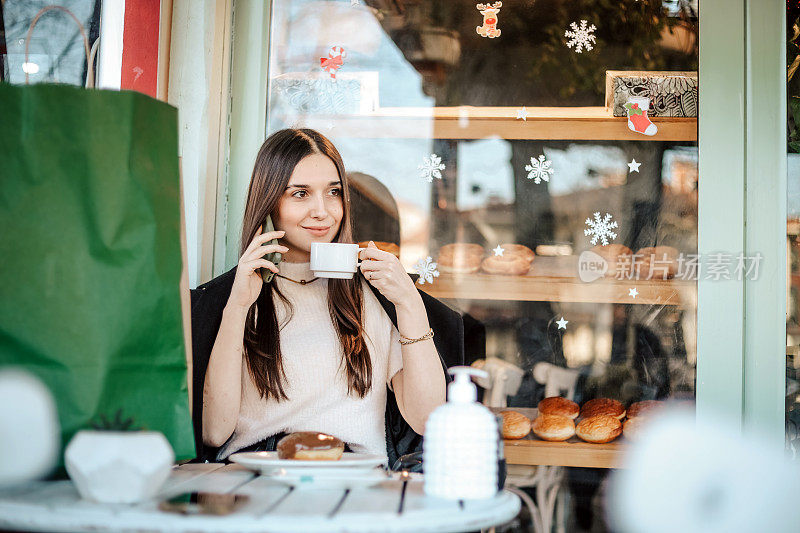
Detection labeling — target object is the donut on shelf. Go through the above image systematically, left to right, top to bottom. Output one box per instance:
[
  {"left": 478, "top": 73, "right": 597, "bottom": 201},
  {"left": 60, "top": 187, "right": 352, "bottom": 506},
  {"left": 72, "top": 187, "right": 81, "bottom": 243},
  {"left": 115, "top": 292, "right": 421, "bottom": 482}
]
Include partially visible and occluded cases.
[
  {"left": 437, "top": 243, "right": 484, "bottom": 274},
  {"left": 481, "top": 243, "right": 535, "bottom": 276},
  {"left": 499, "top": 243, "right": 535, "bottom": 263},
  {"left": 591, "top": 243, "right": 633, "bottom": 278}
]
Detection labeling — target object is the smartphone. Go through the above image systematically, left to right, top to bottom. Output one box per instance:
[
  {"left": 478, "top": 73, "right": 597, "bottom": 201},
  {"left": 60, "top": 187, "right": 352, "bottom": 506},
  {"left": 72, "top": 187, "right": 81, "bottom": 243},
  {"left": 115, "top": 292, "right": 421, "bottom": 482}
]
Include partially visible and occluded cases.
[
  {"left": 259, "top": 214, "right": 283, "bottom": 283},
  {"left": 158, "top": 491, "right": 250, "bottom": 515}
]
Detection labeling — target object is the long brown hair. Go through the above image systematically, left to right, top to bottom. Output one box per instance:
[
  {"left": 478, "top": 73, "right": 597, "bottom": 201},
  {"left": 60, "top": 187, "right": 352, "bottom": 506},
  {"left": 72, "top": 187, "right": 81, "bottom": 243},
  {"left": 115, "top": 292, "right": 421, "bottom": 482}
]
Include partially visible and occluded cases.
[{"left": 239, "top": 129, "right": 371, "bottom": 401}]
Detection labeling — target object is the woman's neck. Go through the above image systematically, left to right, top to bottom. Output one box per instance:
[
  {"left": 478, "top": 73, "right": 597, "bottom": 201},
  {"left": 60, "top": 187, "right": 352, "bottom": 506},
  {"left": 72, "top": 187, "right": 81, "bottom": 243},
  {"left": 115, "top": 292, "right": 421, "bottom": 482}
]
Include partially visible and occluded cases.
[{"left": 281, "top": 250, "right": 310, "bottom": 263}]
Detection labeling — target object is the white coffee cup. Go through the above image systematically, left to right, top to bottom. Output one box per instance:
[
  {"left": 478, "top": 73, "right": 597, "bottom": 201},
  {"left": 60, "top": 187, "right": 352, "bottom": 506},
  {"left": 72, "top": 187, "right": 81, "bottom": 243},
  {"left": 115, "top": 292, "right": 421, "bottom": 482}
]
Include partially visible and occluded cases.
[{"left": 310, "top": 242, "right": 366, "bottom": 279}]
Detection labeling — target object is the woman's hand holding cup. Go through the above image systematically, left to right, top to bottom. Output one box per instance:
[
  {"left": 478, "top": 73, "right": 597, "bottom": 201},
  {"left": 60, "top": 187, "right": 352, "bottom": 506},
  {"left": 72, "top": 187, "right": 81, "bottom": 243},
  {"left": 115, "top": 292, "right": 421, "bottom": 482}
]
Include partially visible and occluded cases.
[
  {"left": 228, "top": 227, "right": 288, "bottom": 311},
  {"left": 359, "top": 241, "right": 418, "bottom": 308}
]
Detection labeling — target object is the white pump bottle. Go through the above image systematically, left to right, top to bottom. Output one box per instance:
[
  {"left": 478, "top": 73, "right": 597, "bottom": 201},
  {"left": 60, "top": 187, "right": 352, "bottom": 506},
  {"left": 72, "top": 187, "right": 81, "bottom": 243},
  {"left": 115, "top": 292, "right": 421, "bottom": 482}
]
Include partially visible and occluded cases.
[{"left": 423, "top": 366, "right": 499, "bottom": 499}]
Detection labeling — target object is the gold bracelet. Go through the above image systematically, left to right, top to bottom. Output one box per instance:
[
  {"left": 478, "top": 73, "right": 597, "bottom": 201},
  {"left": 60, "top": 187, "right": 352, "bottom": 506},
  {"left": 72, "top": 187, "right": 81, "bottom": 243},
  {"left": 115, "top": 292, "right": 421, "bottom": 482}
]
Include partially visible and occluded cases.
[{"left": 398, "top": 328, "right": 434, "bottom": 345}]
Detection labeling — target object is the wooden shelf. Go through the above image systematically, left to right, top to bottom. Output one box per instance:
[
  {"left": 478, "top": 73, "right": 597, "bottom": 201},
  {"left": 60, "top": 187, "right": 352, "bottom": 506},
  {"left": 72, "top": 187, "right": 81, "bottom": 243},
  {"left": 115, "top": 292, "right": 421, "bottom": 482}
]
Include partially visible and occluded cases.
[
  {"left": 301, "top": 106, "right": 697, "bottom": 141},
  {"left": 420, "top": 256, "right": 692, "bottom": 305},
  {"left": 494, "top": 408, "right": 628, "bottom": 469},
  {"left": 504, "top": 436, "right": 628, "bottom": 469}
]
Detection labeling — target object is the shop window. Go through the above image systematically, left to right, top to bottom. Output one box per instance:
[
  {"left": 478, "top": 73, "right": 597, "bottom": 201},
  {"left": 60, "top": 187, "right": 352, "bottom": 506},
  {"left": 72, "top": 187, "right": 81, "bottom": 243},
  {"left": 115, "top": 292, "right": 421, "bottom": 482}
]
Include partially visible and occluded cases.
[{"left": 1, "top": 1, "right": 101, "bottom": 86}]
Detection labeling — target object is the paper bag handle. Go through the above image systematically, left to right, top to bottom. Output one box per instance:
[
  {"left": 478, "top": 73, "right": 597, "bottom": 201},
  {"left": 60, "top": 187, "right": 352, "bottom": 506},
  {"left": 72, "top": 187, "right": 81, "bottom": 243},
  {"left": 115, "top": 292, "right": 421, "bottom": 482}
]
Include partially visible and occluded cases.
[{"left": 25, "top": 5, "right": 95, "bottom": 88}]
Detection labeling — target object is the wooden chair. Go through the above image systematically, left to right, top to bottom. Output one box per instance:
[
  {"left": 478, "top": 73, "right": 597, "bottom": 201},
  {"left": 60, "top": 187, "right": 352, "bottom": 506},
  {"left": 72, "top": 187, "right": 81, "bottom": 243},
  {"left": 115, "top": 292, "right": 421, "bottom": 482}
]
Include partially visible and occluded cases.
[{"left": 475, "top": 359, "right": 579, "bottom": 533}]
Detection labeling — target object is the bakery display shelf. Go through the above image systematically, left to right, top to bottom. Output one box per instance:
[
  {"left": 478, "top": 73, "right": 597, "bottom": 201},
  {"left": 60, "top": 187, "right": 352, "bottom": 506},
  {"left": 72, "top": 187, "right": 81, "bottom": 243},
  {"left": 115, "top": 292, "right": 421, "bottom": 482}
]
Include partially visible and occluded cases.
[
  {"left": 298, "top": 106, "right": 697, "bottom": 141},
  {"left": 421, "top": 255, "right": 691, "bottom": 305},
  {"left": 493, "top": 408, "right": 628, "bottom": 469},
  {"left": 504, "top": 436, "right": 627, "bottom": 469}
]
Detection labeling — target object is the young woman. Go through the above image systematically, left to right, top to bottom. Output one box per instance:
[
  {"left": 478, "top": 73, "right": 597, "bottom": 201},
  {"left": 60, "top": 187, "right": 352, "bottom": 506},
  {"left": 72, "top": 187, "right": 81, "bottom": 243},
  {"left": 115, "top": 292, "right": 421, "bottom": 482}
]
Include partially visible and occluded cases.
[{"left": 194, "top": 128, "right": 454, "bottom": 463}]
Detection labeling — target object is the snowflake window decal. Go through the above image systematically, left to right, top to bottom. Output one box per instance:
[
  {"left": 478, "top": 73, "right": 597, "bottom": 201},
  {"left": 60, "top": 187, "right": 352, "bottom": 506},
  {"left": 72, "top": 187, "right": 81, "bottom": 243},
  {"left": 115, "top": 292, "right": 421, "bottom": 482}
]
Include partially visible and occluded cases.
[
  {"left": 565, "top": 19, "right": 596, "bottom": 53},
  {"left": 419, "top": 154, "right": 446, "bottom": 182},
  {"left": 525, "top": 154, "right": 554, "bottom": 184},
  {"left": 584, "top": 212, "right": 618, "bottom": 246},
  {"left": 414, "top": 256, "right": 440, "bottom": 285}
]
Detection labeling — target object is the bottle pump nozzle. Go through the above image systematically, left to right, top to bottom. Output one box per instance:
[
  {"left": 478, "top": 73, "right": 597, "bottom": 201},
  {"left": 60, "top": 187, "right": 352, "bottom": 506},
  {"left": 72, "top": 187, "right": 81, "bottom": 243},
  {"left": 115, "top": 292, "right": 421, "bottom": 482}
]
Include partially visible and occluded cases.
[{"left": 447, "top": 366, "right": 488, "bottom": 403}]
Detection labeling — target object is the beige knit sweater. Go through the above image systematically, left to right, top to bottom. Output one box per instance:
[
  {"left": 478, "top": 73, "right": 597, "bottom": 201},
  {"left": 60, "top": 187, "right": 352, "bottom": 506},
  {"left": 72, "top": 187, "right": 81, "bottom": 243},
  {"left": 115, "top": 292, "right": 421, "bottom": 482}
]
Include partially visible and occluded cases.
[{"left": 217, "top": 261, "right": 403, "bottom": 462}]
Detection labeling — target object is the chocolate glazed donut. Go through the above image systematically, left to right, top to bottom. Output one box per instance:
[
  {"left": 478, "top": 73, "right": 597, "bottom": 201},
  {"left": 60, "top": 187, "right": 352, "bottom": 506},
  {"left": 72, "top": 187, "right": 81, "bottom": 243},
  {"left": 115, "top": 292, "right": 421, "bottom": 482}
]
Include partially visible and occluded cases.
[{"left": 276, "top": 432, "right": 345, "bottom": 460}]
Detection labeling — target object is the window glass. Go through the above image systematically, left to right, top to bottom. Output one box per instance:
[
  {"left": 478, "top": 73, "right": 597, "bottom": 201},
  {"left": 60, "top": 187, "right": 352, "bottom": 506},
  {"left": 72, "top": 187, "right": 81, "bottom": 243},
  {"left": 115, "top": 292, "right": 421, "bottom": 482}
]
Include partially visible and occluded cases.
[
  {"left": 1, "top": 1, "right": 100, "bottom": 86},
  {"left": 267, "top": 1, "right": 698, "bottom": 525}
]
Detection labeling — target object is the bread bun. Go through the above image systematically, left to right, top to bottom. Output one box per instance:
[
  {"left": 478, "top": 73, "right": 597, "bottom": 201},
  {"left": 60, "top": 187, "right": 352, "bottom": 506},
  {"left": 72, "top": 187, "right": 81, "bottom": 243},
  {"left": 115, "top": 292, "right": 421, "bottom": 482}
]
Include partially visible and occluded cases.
[
  {"left": 358, "top": 241, "right": 400, "bottom": 259},
  {"left": 437, "top": 243, "right": 483, "bottom": 274},
  {"left": 592, "top": 243, "right": 633, "bottom": 259},
  {"left": 499, "top": 244, "right": 535, "bottom": 263},
  {"left": 592, "top": 244, "right": 633, "bottom": 277},
  {"left": 635, "top": 246, "right": 680, "bottom": 279},
  {"left": 481, "top": 254, "right": 532, "bottom": 276},
  {"left": 538, "top": 397, "right": 579, "bottom": 419},
  {"left": 580, "top": 398, "right": 626, "bottom": 420},
  {"left": 627, "top": 400, "right": 663, "bottom": 419},
  {"left": 500, "top": 410, "right": 531, "bottom": 439},
  {"left": 531, "top": 414, "right": 576, "bottom": 442},
  {"left": 576, "top": 415, "right": 623, "bottom": 444},
  {"left": 622, "top": 416, "right": 648, "bottom": 441},
  {"left": 277, "top": 432, "right": 344, "bottom": 460}
]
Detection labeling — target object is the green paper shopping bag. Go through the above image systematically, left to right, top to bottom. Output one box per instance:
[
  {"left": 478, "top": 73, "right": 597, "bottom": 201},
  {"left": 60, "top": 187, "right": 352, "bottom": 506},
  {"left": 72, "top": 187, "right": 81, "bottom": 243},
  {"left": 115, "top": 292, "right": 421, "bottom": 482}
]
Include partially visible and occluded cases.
[{"left": 0, "top": 82, "right": 195, "bottom": 464}]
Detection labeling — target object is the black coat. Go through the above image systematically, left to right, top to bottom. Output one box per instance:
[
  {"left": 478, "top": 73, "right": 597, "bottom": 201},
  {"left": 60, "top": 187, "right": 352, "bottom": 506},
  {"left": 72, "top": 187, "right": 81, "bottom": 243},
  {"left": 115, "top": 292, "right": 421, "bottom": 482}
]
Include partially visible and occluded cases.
[{"left": 189, "top": 267, "right": 464, "bottom": 465}]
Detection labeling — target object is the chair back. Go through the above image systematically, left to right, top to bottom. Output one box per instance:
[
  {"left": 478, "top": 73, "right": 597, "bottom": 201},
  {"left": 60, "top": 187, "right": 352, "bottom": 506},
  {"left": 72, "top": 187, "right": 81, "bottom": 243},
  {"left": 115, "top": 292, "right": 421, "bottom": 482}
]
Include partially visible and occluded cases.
[{"left": 533, "top": 362, "right": 580, "bottom": 400}]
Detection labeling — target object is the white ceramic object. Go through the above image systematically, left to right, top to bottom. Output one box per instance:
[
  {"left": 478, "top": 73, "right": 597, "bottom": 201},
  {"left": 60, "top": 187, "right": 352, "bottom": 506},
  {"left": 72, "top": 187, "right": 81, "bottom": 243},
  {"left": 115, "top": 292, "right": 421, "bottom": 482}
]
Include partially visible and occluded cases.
[
  {"left": 310, "top": 242, "right": 366, "bottom": 278},
  {"left": 0, "top": 369, "right": 59, "bottom": 486},
  {"left": 65, "top": 430, "right": 174, "bottom": 504},
  {"left": 229, "top": 451, "right": 385, "bottom": 475}
]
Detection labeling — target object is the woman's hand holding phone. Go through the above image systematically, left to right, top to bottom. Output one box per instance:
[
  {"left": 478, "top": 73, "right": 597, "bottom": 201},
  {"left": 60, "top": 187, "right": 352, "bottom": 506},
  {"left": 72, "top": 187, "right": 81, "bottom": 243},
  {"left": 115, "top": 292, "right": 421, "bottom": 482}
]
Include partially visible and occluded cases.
[{"left": 228, "top": 227, "right": 288, "bottom": 310}]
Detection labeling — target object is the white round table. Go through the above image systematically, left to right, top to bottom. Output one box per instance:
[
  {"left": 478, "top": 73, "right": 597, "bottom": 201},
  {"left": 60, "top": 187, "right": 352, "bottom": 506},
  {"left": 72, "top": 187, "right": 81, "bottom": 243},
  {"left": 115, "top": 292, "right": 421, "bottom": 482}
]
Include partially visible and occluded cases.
[{"left": 0, "top": 463, "right": 521, "bottom": 532}]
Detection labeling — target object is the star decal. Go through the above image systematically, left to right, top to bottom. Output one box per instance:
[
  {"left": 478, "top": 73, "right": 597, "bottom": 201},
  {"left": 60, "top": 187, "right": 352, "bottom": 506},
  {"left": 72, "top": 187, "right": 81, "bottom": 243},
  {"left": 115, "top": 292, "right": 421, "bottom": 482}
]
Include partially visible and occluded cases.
[
  {"left": 516, "top": 106, "right": 529, "bottom": 121},
  {"left": 628, "top": 158, "right": 641, "bottom": 173},
  {"left": 493, "top": 245, "right": 505, "bottom": 256},
  {"left": 629, "top": 287, "right": 639, "bottom": 298},
  {"left": 556, "top": 317, "right": 569, "bottom": 330}
]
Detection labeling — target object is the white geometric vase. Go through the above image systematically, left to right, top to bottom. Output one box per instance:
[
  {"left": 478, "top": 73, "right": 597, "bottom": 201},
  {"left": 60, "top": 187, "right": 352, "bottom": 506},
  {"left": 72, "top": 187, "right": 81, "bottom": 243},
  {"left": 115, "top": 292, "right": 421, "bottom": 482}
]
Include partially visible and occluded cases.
[{"left": 65, "top": 431, "right": 174, "bottom": 503}]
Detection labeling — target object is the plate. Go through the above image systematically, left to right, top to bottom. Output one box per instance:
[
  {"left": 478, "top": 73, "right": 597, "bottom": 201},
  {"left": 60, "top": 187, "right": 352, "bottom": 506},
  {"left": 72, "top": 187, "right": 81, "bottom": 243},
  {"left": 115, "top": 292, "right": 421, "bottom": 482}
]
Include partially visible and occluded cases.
[
  {"left": 228, "top": 451, "right": 386, "bottom": 475},
  {"left": 264, "top": 469, "right": 390, "bottom": 490}
]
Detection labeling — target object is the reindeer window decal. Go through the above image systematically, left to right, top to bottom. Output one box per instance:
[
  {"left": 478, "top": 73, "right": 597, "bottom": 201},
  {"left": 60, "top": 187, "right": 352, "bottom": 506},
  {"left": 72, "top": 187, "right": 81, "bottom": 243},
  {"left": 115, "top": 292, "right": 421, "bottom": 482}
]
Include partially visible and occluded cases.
[{"left": 476, "top": 2, "right": 502, "bottom": 39}]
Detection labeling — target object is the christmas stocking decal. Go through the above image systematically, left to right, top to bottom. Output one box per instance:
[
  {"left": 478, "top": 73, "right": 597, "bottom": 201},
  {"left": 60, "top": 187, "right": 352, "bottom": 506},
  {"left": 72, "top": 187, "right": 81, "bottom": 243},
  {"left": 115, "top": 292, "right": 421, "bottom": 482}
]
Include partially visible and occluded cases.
[
  {"left": 476, "top": 2, "right": 502, "bottom": 38},
  {"left": 321, "top": 46, "right": 346, "bottom": 81},
  {"left": 624, "top": 97, "right": 658, "bottom": 136}
]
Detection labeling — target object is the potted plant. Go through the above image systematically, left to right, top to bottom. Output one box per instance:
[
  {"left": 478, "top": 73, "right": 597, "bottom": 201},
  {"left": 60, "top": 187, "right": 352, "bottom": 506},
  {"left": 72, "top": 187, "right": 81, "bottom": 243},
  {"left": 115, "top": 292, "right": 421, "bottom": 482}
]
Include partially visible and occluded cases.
[{"left": 64, "top": 409, "right": 174, "bottom": 504}]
